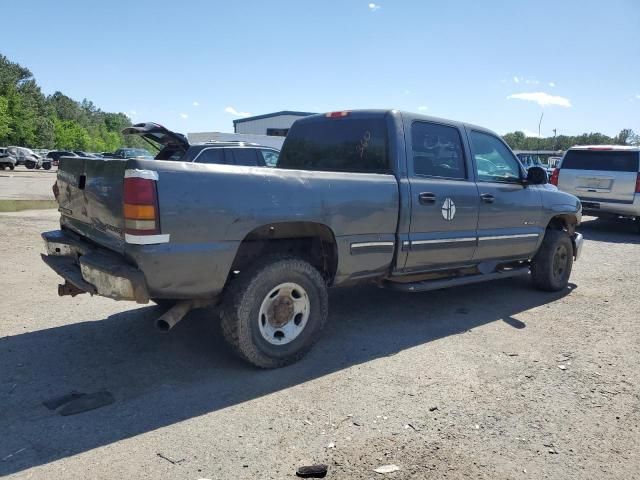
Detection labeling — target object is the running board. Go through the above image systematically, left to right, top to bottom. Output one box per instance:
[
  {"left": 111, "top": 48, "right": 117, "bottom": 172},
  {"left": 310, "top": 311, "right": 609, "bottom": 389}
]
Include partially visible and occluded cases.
[{"left": 383, "top": 267, "right": 530, "bottom": 292}]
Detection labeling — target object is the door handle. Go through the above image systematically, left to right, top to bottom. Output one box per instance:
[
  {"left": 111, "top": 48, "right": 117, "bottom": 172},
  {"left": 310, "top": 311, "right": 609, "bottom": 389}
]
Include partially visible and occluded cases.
[
  {"left": 419, "top": 192, "right": 436, "bottom": 205},
  {"left": 480, "top": 193, "right": 495, "bottom": 204}
]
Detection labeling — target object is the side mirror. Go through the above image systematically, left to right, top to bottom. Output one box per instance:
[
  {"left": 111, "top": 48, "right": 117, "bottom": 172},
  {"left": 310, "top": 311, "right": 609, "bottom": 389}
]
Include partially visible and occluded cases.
[{"left": 526, "top": 166, "right": 548, "bottom": 185}]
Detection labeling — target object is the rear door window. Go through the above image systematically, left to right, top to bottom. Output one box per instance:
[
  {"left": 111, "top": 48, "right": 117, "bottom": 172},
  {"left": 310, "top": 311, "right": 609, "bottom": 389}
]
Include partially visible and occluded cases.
[
  {"left": 278, "top": 117, "right": 389, "bottom": 173},
  {"left": 411, "top": 122, "right": 466, "bottom": 179},
  {"left": 194, "top": 148, "right": 226, "bottom": 164},
  {"left": 231, "top": 148, "right": 262, "bottom": 166},
  {"left": 562, "top": 150, "right": 639, "bottom": 172}
]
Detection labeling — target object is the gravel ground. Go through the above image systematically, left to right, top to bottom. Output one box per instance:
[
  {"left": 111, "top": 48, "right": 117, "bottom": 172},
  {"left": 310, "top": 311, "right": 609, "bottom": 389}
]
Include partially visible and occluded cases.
[
  {"left": 0, "top": 168, "right": 57, "bottom": 201},
  {"left": 1, "top": 210, "right": 639, "bottom": 479}
]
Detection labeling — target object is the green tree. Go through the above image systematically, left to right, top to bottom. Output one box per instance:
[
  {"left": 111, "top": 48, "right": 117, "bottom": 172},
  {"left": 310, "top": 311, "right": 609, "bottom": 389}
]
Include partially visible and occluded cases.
[{"left": 0, "top": 95, "right": 11, "bottom": 142}]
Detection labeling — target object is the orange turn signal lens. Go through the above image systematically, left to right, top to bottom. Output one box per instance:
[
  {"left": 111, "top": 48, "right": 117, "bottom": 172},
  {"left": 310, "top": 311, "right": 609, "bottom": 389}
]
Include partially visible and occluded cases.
[{"left": 124, "top": 203, "right": 156, "bottom": 220}]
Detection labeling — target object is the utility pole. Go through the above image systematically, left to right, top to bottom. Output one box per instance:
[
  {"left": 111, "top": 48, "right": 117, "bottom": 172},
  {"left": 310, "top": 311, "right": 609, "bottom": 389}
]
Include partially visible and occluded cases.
[
  {"left": 537, "top": 112, "right": 544, "bottom": 152},
  {"left": 552, "top": 128, "right": 557, "bottom": 151}
]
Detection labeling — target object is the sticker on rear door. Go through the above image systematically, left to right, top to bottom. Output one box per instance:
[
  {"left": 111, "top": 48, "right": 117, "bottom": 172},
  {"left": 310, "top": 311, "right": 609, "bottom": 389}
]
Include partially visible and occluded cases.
[{"left": 441, "top": 198, "right": 456, "bottom": 221}]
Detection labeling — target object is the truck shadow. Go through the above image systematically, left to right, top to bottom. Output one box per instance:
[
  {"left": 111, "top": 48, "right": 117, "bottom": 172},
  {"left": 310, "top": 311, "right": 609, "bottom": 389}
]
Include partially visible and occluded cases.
[
  {"left": 578, "top": 217, "right": 640, "bottom": 244},
  {"left": 0, "top": 277, "right": 574, "bottom": 475}
]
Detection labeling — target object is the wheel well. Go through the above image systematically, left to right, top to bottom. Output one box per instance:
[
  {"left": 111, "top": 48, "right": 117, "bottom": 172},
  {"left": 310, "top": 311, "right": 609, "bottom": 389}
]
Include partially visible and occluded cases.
[
  {"left": 547, "top": 214, "right": 577, "bottom": 235},
  {"left": 230, "top": 222, "right": 338, "bottom": 285}
]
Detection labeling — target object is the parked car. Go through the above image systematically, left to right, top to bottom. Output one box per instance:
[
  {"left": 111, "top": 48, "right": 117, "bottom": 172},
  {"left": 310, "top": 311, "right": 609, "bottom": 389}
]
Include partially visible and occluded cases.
[
  {"left": 42, "top": 110, "right": 583, "bottom": 368},
  {"left": 122, "top": 122, "right": 280, "bottom": 166},
  {"left": 551, "top": 145, "right": 640, "bottom": 230},
  {"left": 6, "top": 146, "right": 52, "bottom": 170},
  {"left": 0, "top": 147, "right": 17, "bottom": 170},
  {"left": 112, "top": 147, "right": 154, "bottom": 160},
  {"left": 46, "top": 150, "right": 79, "bottom": 166},
  {"left": 516, "top": 153, "right": 553, "bottom": 175}
]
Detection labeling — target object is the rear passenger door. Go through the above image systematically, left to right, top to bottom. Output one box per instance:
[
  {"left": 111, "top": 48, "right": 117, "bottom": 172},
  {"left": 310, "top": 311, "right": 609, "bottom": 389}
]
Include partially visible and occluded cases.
[{"left": 404, "top": 121, "right": 480, "bottom": 271}]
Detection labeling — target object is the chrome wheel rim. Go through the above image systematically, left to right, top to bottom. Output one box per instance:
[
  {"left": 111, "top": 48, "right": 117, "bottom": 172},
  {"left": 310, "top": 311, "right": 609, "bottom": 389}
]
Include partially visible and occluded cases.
[{"left": 258, "top": 282, "right": 310, "bottom": 345}]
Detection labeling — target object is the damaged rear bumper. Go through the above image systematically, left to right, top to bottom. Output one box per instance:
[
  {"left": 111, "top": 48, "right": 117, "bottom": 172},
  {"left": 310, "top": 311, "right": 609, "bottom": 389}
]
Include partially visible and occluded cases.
[{"left": 41, "top": 230, "right": 150, "bottom": 303}]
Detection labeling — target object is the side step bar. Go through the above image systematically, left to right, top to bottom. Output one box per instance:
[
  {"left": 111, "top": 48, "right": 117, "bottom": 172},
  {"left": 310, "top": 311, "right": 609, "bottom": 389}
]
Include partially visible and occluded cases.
[{"left": 383, "top": 267, "right": 530, "bottom": 293}]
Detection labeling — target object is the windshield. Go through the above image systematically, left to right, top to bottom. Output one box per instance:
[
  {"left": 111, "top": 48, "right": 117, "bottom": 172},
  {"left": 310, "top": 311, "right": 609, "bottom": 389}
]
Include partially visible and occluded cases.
[
  {"left": 278, "top": 117, "right": 389, "bottom": 173},
  {"left": 562, "top": 150, "right": 639, "bottom": 171}
]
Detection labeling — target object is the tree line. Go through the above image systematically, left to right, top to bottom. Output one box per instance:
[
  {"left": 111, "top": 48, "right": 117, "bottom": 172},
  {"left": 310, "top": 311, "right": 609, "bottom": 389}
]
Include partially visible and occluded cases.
[
  {"left": 0, "top": 53, "right": 146, "bottom": 152},
  {"left": 502, "top": 128, "right": 639, "bottom": 151}
]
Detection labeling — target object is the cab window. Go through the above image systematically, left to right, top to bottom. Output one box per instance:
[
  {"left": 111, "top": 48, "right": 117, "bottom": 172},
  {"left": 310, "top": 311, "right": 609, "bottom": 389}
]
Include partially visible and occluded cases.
[
  {"left": 411, "top": 122, "right": 466, "bottom": 180},
  {"left": 470, "top": 131, "right": 522, "bottom": 183}
]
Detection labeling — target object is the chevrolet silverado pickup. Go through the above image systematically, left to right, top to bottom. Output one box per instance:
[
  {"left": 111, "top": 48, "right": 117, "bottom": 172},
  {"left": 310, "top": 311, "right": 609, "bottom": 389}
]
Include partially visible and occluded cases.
[{"left": 42, "top": 110, "right": 583, "bottom": 368}]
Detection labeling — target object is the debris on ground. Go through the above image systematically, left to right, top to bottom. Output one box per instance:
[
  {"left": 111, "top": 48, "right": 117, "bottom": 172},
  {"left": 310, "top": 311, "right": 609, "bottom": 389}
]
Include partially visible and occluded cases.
[
  {"left": 558, "top": 365, "right": 567, "bottom": 370},
  {"left": 43, "top": 390, "right": 115, "bottom": 415},
  {"left": 43, "top": 391, "right": 85, "bottom": 410},
  {"left": 58, "top": 391, "right": 115, "bottom": 416},
  {"left": 429, "top": 405, "right": 438, "bottom": 412},
  {"left": 326, "top": 442, "right": 335, "bottom": 449},
  {"left": 2, "top": 448, "right": 26, "bottom": 462},
  {"left": 156, "top": 452, "right": 185, "bottom": 465},
  {"left": 296, "top": 464, "right": 328, "bottom": 478},
  {"left": 374, "top": 464, "right": 400, "bottom": 474}
]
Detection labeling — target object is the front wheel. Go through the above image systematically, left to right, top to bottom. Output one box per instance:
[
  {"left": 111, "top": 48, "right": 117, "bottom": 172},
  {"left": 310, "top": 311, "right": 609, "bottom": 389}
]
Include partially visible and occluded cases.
[
  {"left": 42, "top": 163, "right": 52, "bottom": 170},
  {"left": 9, "top": 164, "right": 14, "bottom": 170},
  {"left": 531, "top": 229, "right": 574, "bottom": 291},
  {"left": 221, "top": 256, "right": 329, "bottom": 368}
]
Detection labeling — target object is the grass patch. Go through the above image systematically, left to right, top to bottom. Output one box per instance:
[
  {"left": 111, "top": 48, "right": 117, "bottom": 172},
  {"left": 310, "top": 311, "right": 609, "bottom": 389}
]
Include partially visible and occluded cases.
[{"left": 0, "top": 199, "right": 58, "bottom": 212}]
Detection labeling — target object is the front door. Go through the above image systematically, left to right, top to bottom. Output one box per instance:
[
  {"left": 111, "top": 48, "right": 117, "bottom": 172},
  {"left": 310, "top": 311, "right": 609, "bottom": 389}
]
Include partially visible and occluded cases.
[
  {"left": 404, "top": 121, "right": 479, "bottom": 271},
  {"left": 467, "top": 129, "right": 543, "bottom": 261}
]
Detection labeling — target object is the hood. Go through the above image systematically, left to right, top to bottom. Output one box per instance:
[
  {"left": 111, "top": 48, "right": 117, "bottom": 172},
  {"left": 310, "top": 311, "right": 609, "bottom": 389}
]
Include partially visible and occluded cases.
[{"left": 121, "top": 122, "right": 189, "bottom": 151}]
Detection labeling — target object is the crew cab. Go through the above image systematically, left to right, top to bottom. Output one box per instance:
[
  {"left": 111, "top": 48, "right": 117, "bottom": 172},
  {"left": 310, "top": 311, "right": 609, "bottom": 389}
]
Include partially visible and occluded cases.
[
  {"left": 41, "top": 110, "right": 583, "bottom": 368},
  {"left": 551, "top": 145, "right": 640, "bottom": 231}
]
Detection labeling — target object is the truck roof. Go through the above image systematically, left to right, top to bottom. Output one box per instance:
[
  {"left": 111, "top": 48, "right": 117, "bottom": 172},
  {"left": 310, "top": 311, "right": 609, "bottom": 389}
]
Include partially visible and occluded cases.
[{"left": 300, "top": 109, "right": 498, "bottom": 136}]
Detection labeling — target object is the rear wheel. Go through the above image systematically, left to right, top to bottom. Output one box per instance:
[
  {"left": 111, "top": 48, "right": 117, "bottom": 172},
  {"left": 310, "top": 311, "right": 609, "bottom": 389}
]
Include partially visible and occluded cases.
[
  {"left": 25, "top": 160, "right": 35, "bottom": 169},
  {"left": 43, "top": 163, "right": 52, "bottom": 170},
  {"left": 9, "top": 164, "right": 14, "bottom": 171},
  {"left": 531, "top": 229, "right": 573, "bottom": 291},
  {"left": 221, "top": 256, "right": 328, "bottom": 368}
]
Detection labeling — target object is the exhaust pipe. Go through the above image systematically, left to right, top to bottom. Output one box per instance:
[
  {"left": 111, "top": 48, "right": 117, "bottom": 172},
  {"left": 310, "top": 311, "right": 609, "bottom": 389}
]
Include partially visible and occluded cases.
[{"left": 155, "top": 299, "right": 211, "bottom": 333}]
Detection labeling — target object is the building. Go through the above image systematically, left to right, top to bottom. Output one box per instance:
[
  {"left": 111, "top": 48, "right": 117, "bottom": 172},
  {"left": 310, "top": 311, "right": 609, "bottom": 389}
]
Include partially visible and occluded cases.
[
  {"left": 233, "top": 111, "right": 315, "bottom": 136},
  {"left": 187, "top": 131, "right": 286, "bottom": 150}
]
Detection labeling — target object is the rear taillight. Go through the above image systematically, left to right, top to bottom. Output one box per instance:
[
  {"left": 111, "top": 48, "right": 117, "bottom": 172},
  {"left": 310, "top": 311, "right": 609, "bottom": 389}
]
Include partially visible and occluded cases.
[
  {"left": 550, "top": 168, "right": 560, "bottom": 186},
  {"left": 123, "top": 173, "right": 160, "bottom": 236},
  {"left": 636, "top": 173, "right": 640, "bottom": 193}
]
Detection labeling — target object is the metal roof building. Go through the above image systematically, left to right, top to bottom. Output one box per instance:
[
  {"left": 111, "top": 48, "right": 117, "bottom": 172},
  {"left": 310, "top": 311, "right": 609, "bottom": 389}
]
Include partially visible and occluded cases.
[{"left": 233, "top": 111, "right": 315, "bottom": 136}]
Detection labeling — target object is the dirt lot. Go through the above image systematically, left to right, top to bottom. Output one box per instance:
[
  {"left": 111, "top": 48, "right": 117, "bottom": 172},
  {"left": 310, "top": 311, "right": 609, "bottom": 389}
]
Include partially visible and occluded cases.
[
  {"left": 0, "top": 168, "right": 57, "bottom": 201},
  {"left": 1, "top": 209, "right": 639, "bottom": 480}
]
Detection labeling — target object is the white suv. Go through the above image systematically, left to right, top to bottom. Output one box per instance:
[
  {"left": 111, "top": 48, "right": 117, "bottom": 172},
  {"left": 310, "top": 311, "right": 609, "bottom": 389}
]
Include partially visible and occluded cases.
[{"left": 551, "top": 145, "right": 640, "bottom": 230}]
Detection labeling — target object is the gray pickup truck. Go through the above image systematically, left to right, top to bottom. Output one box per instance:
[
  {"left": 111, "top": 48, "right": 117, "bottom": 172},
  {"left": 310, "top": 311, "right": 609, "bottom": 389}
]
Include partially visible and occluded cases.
[{"left": 42, "top": 110, "right": 583, "bottom": 368}]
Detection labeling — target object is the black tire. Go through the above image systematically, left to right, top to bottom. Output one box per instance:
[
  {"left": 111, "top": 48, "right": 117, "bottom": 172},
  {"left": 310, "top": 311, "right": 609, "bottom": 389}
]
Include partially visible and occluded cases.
[
  {"left": 25, "top": 161, "right": 35, "bottom": 169},
  {"left": 43, "top": 163, "right": 52, "bottom": 170},
  {"left": 9, "top": 164, "right": 14, "bottom": 171},
  {"left": 531, "top": 229, "right": 574, "bottom": 291},
  {"left": 220, "top": 256, "right": 329, "bottom": 368}
]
